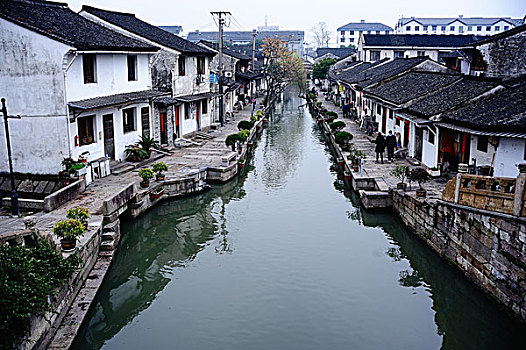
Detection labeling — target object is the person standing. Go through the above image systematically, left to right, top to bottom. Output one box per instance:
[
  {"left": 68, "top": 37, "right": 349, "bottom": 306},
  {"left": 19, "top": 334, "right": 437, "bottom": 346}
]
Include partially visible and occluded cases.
[
  {"left": 385, "top": 130, "right": 397, "bottom": 161},
  {"left": 375, "top": 133, "right": 386, "bottom": 163}
]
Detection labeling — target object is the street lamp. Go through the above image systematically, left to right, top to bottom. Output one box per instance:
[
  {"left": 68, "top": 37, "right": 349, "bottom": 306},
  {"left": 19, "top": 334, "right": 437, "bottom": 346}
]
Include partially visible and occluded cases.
[{"left": 1, "top": 98, "right": 20, "bottom": 216}]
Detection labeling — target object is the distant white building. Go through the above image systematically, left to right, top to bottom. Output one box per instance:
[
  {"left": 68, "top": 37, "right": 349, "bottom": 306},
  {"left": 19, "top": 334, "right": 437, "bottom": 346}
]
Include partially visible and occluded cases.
[
  {"left": 395, "top": 16, "right": 524, "bottom": 36},
  {"left": 337, "top": 20, "right": 393, "bottom": 48}
]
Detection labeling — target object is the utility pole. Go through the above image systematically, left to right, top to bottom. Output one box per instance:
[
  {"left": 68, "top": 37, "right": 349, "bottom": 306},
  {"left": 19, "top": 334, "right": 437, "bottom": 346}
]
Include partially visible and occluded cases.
[
  {"left": 211, "top": 11, "right": 231, "bottom": 127},
  {"left": 251, "top": 29, "right": 257, "bottom": 71},
  {"left": 1, "top": 98, "right": 20, "bottom": 216}
]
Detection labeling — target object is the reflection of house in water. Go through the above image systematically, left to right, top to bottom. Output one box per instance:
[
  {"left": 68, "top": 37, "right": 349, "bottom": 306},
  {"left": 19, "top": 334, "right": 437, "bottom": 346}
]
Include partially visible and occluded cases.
[{"left": 74, "top": 178, "right": 248, "bottom": 348}]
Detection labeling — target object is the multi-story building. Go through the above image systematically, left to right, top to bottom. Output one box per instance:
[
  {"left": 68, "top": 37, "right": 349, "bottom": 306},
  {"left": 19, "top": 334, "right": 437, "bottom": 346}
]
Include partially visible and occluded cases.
[
  {"left": 395, "top": 16, "right": 524, "bottom": 36},
  {"left": 337, "top": 20, "right": 393, "bottom": 48},
  {"left": 187, "top": 30, "right": 305, "bottom": 58}
]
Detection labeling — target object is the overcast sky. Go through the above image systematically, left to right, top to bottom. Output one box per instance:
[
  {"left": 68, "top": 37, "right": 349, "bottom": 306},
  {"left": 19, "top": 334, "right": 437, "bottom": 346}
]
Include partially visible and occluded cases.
[{"left": 67, "top": 0, "right": 525, "bottom": 47}]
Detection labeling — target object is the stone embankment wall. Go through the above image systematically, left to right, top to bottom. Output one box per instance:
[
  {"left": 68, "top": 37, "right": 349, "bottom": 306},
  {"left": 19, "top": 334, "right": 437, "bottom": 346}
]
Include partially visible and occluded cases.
[{"left": 393, "top": 190, "right": 526, "bottom": 321}]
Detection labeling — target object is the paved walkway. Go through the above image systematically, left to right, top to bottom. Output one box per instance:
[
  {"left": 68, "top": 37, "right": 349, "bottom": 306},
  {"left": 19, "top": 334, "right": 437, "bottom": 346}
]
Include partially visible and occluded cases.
[
  {"left": 319, "top": 98, "right": 447, "bottom": 198},
  {"left": 0, "top": 100, "right": 262, "bottom": 240}
]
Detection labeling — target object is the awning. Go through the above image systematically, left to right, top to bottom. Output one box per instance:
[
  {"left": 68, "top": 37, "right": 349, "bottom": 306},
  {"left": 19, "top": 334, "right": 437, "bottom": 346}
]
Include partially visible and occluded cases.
[
  {"left": 68, "top": 90, "right": 169, "bottom": 110},
  {"left": 174, "top": 91, "right": 221, "bottom": 103},
  {"left": 153, "top": 97, "right": 182, "bottom": 106},
  {"left": 436, "top": 122, "right": 526, "bottom": 139}
]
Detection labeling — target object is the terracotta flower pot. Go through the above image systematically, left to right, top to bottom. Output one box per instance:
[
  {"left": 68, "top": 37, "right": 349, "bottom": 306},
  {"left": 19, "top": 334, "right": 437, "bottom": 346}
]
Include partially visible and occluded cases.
[
  {"left": 337, "top": 158, "right": 344, "bottom": 166},
  {"left": 353, "top": 165, "right": 360, "bottom": 172},
  {"left": 344, "top": 172, "right": 352, "bottom": 181},
  {"left": 156, "top": 174, "right": 165, "bottom": 181},
  {"left": 140, "top": 180, "right": 150, "bottom": 188},
  {"left": 397, "top": 182, "right": 407, "bottom": 190},
  {"left": 416, "top": 188, "right": 427, "bottom": 197},
  {"left": 60, "top": 238, "right": 76, "bottom": 252}
]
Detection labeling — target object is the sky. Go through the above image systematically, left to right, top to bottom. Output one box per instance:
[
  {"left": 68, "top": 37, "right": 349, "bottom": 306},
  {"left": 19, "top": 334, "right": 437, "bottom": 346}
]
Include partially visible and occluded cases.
[{"left": 67, "top": 0, "right": 525, "bottom": 47}]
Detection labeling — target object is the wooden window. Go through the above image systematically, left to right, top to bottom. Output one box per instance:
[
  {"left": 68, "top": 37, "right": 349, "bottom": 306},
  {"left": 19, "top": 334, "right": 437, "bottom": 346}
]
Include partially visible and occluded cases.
[
  {"left": 432, "top": 25, "right": 437, "bottom": 31},
  {"left": 423, "top": 26, "right": 428, "bottom": 31},
  {"left": 441, "top": 26, "right": 446, "bottom": 31},
  {"left": 450, "top": 26, "right": 455, "bottom": 31},
  {"left": 467, "top": 26, "right": 473, "bottom": 31},
  {"left": 477, "top": 26, "right": 482, "bottom": 31},
  {"left": 486, "top": 26, "right": 491, "bottom": 31},
  {"left": 495, "top": 26, "right": 500, "bottom": 31},
  {"left": 504, "top": 26, "right": 509, "bottom": 30},
  {"left": 349, "top": 30, "right": 354, "bottom": 35},
  {"left": 340, "top": 31, "right": 345, "bottom": 35},
  {"left": 340, "top": 37, "right": 345, "bottom": 43},
  {"left": 370, "top": 50, "right": 380, "bottom": 61},
  {"left": 394, "top": 50, "right": 405, "bottom": 58},
  {"left": 83, "top": 54, "right": 96, "bottom": 84},
  {"left": 127, "top": 55, "right": 137, "bottom": 81},
  {"left": 178, "top": 56, "right": 186, "bottom": 76},
  {"left": 197, "top": 57, "right": 206, "bottom": 75},
  {"left": 202, "top": 100, "right": 208, "bottom": 115},
  {"left": 376, "top": 105, "right": 381, "bottom": 115},
  {"left": 122, "top": 107, "right": 136, "bottom": 133},
  {"left": 389, "top": 110, "right": 393, "bottom": 119},
  {"left": 78, "top": 115, "right": 95, "bottom": 146},
  {"left": 477, "top": 135, "right": 488, "bottom": 152}
]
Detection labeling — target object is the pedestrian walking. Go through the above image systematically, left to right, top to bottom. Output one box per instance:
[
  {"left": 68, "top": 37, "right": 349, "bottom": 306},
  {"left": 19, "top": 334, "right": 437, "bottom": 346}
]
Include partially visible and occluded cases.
[
  {"left": 385, "top": 130, "right": 397, "bottom": 161},
  {"left": 374, "top": 133, "right": 386, "bottom": 163}
]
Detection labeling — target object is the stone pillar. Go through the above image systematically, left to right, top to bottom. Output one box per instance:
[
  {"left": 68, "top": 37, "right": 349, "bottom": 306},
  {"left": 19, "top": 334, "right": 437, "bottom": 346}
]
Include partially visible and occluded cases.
[
  {"left": 512, "top": 163, "right": 526, "bottom": 216},
  {"left": 454, "top": 174, "right": 462, "bottom": 204}
]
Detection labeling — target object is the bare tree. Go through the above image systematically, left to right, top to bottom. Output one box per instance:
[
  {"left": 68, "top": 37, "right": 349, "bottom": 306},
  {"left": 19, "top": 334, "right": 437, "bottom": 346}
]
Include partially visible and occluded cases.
[{"left": 311, "top": 22, "right": 331, "bottom": 48}]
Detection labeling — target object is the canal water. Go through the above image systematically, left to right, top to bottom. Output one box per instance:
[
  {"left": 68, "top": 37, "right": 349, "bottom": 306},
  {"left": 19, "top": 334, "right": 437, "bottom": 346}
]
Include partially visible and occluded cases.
[{"left": 73, "top": 88, "right": 525, "bottom": 349}]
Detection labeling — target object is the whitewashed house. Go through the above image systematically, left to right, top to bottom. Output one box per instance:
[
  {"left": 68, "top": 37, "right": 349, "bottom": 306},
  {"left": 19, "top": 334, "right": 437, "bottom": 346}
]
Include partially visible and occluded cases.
[
  {"left": 0, "top": 0, "right": 161, "bottom": 175},
  {"left": 80, "top": 5, "right": 218, "bottom": 142},
  {"left": 395, "top": 16, "right": 524, "bottom": 36},
  {"left": 357, "top": 34, "right": 482, "bottom": 63}
]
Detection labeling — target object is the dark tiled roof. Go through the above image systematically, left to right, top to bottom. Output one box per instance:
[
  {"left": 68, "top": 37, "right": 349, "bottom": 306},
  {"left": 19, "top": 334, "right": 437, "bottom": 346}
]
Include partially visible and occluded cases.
[
  {"left": 0, "top": 0, "right": 158, "bottom": 52},
  {"left": 82, "top": 6, "right": 215, "bottom": 56},
  {"left": 337, "top": 22, "right": 393, "bottom": 31},
  {"left": 187, "top": 30, "right": 304, "bottom": 43},
  {"left": 363, "top": 34, "right": 484, "bottom": 47},
  {"left": 198, "top": 41, "right": 251, "bottom": 60},
  {"left": 316, "top": 48, "right": 356, "bottom": 59},
  {"left": 355, "top": 57, "right": 433, "bottom": 88},
  {"left": 329, "top": 60, "right": 383, "bottom": 82},
  {"left": 236, "top": 71, "right": 264, "bottom": 81},
  {"left": 366, "top": 72, "right": 461, "bottom": 105},
  {"left": 406, "top": 78, "right": 500, "bottom": 117},
  {"left": 440, "top": 83, "right": 526, "bottom": 131},
  {"left": 69, "top": 90, "right": 167, "bottom": 110},
  {"left": 175, "top": 91, "right": 221, "bottom": 102}
]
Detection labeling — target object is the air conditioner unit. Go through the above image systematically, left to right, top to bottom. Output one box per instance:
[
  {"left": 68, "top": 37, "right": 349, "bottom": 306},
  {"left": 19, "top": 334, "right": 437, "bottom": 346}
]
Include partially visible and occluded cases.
[{"left": 224, "top": 71, "right": 233, "bottom": 78}]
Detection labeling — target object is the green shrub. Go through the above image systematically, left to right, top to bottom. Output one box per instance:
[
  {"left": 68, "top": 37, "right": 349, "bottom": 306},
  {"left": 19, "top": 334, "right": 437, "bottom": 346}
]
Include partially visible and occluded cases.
[
  {"left": 325, "top": 111, "right": 338, "bottom": 118},
  {"left": 237, "top": 120, "right": 254, "bottom": 131},
  {"left": 330, "top": 121, "right": 346, "bottom": 132},
  {"left": 334, "top": 131, "right": 353, "bottom": 145},
  {"left": 137, "top": 135, "right": 159, "bottom": 152},
  {"left": 152, "top": 162, "right": 168, "bottom": 175},
  {"left": 138, "top": 168, "right": 154, "bottom": 182},
  {"left": 66, "top": 206, "right": 90, "bottom": 224},
  {"left": 52, "top": 218, "right": 85, "bottom": 240},
  {"left": 0, "top": 239, "right": 81, "bottom": 349}
]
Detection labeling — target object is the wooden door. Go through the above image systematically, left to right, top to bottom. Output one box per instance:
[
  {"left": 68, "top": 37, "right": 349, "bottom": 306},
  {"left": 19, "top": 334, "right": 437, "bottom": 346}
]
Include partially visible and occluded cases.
[
  {"left": 141, "top": 107, "right": 150, "bottom": 137},
  {"left": 159, "top": 108, "right": 168, "bottom": 145},
  {"left": 103, "top": 114, "right": 115, "bottom": 159}
]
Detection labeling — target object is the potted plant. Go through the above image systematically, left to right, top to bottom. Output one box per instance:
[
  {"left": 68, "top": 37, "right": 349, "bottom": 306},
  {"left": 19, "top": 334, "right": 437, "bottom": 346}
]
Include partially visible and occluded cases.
[
  {"left": 237, "top": 120, "right": 254, "bottom": 131},
  {"left": 330, "top": 121, "right": 346, "bottom": 133},
  {"left": 335, "top": 131, "right": 353, "bottom": 148},
  {"left": 225, "top": 133, "right": 241, "bottom": 151},
  {"left": 137, "top": 135, "right": 159, "bottom": 157},
  {"left": 125, "top": 145, "right": 148, "bottom": 162},
  {"left": 352, "top": 150, "right": 367, "bottom": 171},
  {"left": 238, "top": 157, "right": 246, "bottom": 169},
  {"left": 152, "top": 162, "right": 168, "bottom": 181},
  {"left": 391, "top": 165, "right": 410, "bottom": 190},
  {"left": 428, "top": 166, "right": 441, "bottom": 178},
  {"left": 409, "top": 167, "right": 430, "bottom": 197},
  {"left": 138, "top": 168, "right": 154, "bottom": 188},
  {"left": 344, "top": 170, "right": 352, "bottom": 181},
  {"left": 150, "top": 186, "right": 165, "bottom": 200},
  {"left": 66, "top": 206, "right": 90, "bottom": 229},
  {"left": 53, "top": 218, "right": 85, "bottom": 251}
]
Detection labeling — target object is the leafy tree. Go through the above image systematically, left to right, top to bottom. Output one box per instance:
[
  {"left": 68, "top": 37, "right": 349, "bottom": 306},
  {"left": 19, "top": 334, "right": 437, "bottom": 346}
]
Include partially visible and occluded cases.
[
  {"left": 262, "top": 37, "right": 305, "bottom": 103},
  {"left": 313, "top": 57, "right": 336, "bottom": 80}
]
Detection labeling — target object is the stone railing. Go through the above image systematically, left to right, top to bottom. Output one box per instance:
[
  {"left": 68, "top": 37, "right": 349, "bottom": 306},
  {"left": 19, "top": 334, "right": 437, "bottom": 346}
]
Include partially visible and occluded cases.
[{"left": 442, "top": 164, "right": 526, "bottom": 217}]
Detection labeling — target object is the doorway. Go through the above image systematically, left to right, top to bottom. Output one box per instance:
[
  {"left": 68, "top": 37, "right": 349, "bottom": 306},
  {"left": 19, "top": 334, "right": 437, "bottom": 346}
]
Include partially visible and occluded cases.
[{"left": 103, "top": 114, "right": 115, "bottom": 159}]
